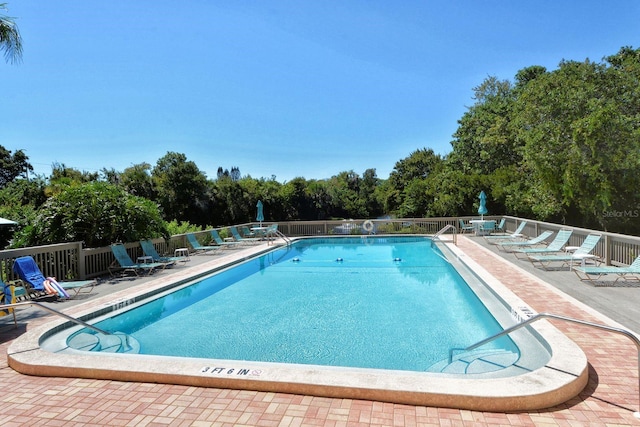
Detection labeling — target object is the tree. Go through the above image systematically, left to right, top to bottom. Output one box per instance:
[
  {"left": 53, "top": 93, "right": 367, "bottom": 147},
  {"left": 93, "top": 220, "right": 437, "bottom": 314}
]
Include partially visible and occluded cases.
[
  {"left": 0, "top": 3, "right": 22, "bottom": 64},
  {"left": 514, "top": 56, "right": 640, "bottom": 232},
  {"left": 449, "top": 76, "right": 520, "bottom": 175},
  {"left": 0, "top": 145, "right": 32, "bottom": 187},
  {"left": 384, "top": 149, "right": 443, "bottom": 215},
  {"left": 152, "top": 152, "right": 209, "bottom": 225},
  {"left": 121, "top": 162, "right": 155, "bottom": 200},
  {"left": 45, "top": 163, "right": 99, "bottom": 196},
  {"left": 360, "top": 168, "right": 383, "bottom": 218},
  {"left": 280, "top": 177, "right": 313, "bottom": 220},
  {"left": 0, "top": 178, "right": 46, "bottom": 248},
  {"left": 16, "top": 182, "right": 168, "bottom": 247}
]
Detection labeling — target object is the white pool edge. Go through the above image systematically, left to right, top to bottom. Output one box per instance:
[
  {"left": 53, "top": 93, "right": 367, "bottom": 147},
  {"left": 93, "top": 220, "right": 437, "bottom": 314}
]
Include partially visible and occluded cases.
[{"left": 8, "top": 237, "right": 588, "bottom": 412}]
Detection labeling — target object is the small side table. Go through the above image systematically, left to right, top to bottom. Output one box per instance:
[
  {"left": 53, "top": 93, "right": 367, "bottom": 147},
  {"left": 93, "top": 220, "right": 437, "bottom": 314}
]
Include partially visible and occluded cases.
[
  {"left": 174, "top": 248, "right": 190, "bottom": 261},
  {"left": 570, "top": 253, "right": 599, "bottom": 270},
  {"left": 137, "top": 256, "right": 153, "bottom": 264}
]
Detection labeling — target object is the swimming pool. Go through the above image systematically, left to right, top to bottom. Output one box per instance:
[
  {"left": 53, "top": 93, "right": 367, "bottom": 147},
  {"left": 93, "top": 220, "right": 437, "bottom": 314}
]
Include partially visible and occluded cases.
[
  {"left": 10, "top": 236, "right": 588, "bottom": 411},
  {"left": 67, "top": 237, "right": 520, "bottom": 372}
]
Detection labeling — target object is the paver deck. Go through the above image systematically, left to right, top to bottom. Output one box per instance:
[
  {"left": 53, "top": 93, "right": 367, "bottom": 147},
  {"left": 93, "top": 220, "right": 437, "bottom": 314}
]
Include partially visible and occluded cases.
[{"left": 2, "top": 236, "right": 639, "bottom": 426}]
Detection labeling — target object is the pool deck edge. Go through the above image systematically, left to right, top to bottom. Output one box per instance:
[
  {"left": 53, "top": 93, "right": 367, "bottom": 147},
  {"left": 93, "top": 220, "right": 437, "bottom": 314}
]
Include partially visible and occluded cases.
[{"left": 7, "top": 236, "right": 590, "bottom": 412}]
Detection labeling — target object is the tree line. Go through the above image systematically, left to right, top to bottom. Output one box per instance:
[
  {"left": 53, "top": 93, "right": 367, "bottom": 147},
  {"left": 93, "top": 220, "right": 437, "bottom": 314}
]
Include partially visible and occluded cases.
[{"left": 0, "top": 46, "right": 638, "bottom": 248}]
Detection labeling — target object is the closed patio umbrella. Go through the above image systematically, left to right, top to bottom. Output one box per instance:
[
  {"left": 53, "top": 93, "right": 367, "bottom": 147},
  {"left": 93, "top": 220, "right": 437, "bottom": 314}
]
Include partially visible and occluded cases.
[
  {"left": 478, "top": 191, "right": 488, "bottom": 220},
  {"left": 256, "top": 200, "right": 264, "bottom": 227},
  {"left": 0, "top": 217, "right": 17, "bottom": 226}
]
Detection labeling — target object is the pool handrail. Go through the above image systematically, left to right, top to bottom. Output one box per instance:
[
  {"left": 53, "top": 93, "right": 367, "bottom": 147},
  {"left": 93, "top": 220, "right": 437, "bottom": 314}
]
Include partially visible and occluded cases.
[
  {"left": 433, "top": 224, "right": 457, "bottom": 245},
  {"left": 0, "top": 301, "right": 110, "bottom": 335},
  {"left": 453, "top": 312, "right": 640, "bottom": 419}
]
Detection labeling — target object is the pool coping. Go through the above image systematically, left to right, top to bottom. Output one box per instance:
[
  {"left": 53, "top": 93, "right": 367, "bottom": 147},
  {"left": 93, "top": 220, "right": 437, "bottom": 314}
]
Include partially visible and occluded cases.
[{"left": 7, "top": 237, "right": 588, "bottom": 412}]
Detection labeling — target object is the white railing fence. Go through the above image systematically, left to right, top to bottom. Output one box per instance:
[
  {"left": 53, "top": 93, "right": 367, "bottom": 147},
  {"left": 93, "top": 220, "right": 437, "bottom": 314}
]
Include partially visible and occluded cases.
[{"left": 0, "top": 216, "right": 638, "bottom": 281}]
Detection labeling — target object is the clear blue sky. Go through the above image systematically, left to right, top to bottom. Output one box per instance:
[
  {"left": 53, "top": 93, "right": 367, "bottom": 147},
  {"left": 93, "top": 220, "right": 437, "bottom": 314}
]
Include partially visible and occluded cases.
[{"left": 2, "top": 1, "right": 638, "bottom": 182}]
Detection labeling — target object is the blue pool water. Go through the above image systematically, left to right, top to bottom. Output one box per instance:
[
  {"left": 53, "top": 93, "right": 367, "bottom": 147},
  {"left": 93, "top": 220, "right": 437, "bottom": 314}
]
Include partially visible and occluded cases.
[{"left": 85, "top": 237, "right": 517, "bottom": 372}]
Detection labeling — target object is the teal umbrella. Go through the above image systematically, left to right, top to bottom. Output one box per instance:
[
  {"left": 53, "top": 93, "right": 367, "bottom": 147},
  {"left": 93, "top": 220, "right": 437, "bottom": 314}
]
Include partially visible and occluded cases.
[
  {"left": 478, "top": 191, "right": 488, "bottom": 220},
  {"left": 256, "top": 200, "right": 264, "bottom": 227}
]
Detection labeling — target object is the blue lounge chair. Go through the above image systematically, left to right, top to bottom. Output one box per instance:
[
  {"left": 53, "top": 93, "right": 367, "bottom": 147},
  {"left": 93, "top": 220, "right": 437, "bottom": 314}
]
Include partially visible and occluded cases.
[
  {"left": 458, "top": 219, "right": 474, "bottom": 234},
  {"left": 479, "top": 220, "right": 496, "bottom": 234},
  {"left": 485, "top": 221, "right": 528, "bottom": 241},
  {"left": 265, "top": 223, "right": 278, "bottom": 239},
  {"left": 240, "top": 226, "right": 257, "bottom": 238},
  {"left": 229, "top": 227, "right": 261, "bottom": 244},
  {"left": 513, "top": 229, "right": 573, "bottom": 259},
  {"left": 210, "top": 230, "right": 241, "bottom": 249},
  {"left": 496, "top": 230, "right": 553, "bottom": 252},
  {"left": 186, "top": 233, "right": 221, "bottom": 254},
  {"left": 528, "top": 234, "right": 602, "bottom": 270},
  {"left": 140, "top": 240, "right": 184, "bottom": 264},
  {"left": 110, "top": 244, "right": 167, "bottom": 276},
  {"left": 574, "top": 255, "right": 640, "bottom": 285},
  {"left": 13, "top": 256, "right": 97, "bottom": 298}
]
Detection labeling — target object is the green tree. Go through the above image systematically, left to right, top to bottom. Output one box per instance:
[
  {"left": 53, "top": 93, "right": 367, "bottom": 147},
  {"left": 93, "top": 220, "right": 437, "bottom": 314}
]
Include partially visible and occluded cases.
[
  {"left": 0, "top": 3, "right": 22, "bottom": 64},
  {"left": 514, "top": 55, "right": 640, "bottom": 232},
  {"left": 449, "top": 76, "right": 520, "bottom": 175},
  {"left": 0, "top": 145, "right": 32, "bottom": 187},
  {"left": 384, "top": 149, "right": 443, "bottom": 216},
  {"left": 152, "top": 152, "right": 209, "bottom": 225},
  {"left": 121, "top": 162, "right": 156, "bottom": 200},
  {"left": 46, "top": 163, "right": 99, "bottom": 196},
  {"left": 360, "top": 168, "right": 383, "bottom": 218},
  {"left": 328, "top": 171, "right": 367, "bottom": 219},
  {"left": 255, "top": 177, "right": 286, "bottom": 222},
  {"left": 280, "top": 177, "right": 313, "bottom": 220},
  {"left": 0, "top": 178, "right": 46, "bottom": 248},
  {"left": 16, "top": 182, "right": 168, "bottom": 247}
]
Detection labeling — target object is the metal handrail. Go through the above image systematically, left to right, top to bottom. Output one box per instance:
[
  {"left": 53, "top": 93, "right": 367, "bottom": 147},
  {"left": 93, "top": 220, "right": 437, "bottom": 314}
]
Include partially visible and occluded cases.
[
  {"left": 433, "top": 224, "right": 457, "bottom": 245},
  {"left": 272, "top": 230, "right": 292, "bottom": 246},
  {"left": 0, "top": 301, "right": 110, "bottom": 335},
  {"left": 455, "top": 312, "right": 640, "bottom": 418}
]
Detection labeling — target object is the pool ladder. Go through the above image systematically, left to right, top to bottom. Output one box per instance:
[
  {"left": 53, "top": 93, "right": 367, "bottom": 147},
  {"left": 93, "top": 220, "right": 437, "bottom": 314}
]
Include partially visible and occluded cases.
[
  {"left": 433, "top": 224, "right": 457, "bottom": 245},
  {"left": 270, "top": 229, "right": 292, "bottom": 246},
  {"left": 451, "top": 312, "right": 640, "bottom": 419}
]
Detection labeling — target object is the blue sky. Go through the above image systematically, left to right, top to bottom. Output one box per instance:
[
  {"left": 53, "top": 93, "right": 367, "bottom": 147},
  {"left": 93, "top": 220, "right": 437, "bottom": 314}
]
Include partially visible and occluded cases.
[{"left": 2, "top": 1, "right": 638, "bottom": 182}]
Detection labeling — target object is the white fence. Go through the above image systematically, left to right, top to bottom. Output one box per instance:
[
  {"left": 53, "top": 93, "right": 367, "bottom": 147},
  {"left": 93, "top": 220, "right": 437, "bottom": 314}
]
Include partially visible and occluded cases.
[{"left": 0, "top": 217, "right": 638, "bottom": 281}]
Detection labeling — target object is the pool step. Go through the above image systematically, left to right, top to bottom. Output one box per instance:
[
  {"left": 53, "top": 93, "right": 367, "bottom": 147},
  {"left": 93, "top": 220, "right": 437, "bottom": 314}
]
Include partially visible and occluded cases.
[
  {"left": 68, "top": 332, "right": 140, "bottom": 354},
  {"left": 428, "top": 349, "right": 519, "bottom": 374}
]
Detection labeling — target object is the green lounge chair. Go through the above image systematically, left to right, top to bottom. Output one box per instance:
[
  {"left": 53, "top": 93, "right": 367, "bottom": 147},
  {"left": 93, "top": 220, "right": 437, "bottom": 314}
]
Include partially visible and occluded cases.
[
  {"left": 458, "top": 219, "right": 474, "bottom": 234},
  {"left": 485, "top": 221, "right": 528, "bottom": 242},
  {"left": 264, "top": 223, "right": 281, "bottom": 244},
  {"left": 229, "top": 226, "right": 261, "bottom": 244},
  {"left": 240, "top": 226, "right": 258, "bottom": 238},
  {"left": 210, "top": 229, "right": 241, "bottom": 249},
  {"left": 513, "top": 229, "right": 573, "bottom": 259},
  {"left": 496, "top": 230, "right": 552, "bottom": 252},
  {"left": 186, "top": 233, "right": 221, "bottom": 254},
  {"left": 528, "top": 234, "right": 602, "bottom": 270},
  {"left": 140, "top": 240, "right": 184, "bottom": 264},
  {"left": 109, "top": 244, "right": 168, "bottom": 276},
  {"left": 573, "top": 255, "right": 640, "bottom": 285}
]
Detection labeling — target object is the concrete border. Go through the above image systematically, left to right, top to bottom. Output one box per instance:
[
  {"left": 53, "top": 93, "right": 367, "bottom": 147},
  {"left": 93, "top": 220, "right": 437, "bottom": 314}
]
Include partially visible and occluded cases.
[{"left": 8, "top": 237, "right": 588, "bottom": 412}]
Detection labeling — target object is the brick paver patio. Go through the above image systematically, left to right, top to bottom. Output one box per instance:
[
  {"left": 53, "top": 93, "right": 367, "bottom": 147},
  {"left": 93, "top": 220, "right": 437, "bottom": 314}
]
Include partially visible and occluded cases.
[{"left": 1, "top": 236, "right": 639, "bottom": 426}]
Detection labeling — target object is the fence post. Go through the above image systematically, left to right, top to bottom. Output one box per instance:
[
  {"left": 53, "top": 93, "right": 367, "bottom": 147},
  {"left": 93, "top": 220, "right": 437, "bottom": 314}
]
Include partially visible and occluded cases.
[{"left": 77, "top": 241, "right": 86, "bottom": 280}]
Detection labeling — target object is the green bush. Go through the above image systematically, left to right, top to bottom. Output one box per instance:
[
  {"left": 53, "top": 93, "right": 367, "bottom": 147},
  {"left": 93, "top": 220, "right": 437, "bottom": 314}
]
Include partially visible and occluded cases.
[{"left": 14, "top": 182, "right": 169, "bottom": 247}]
